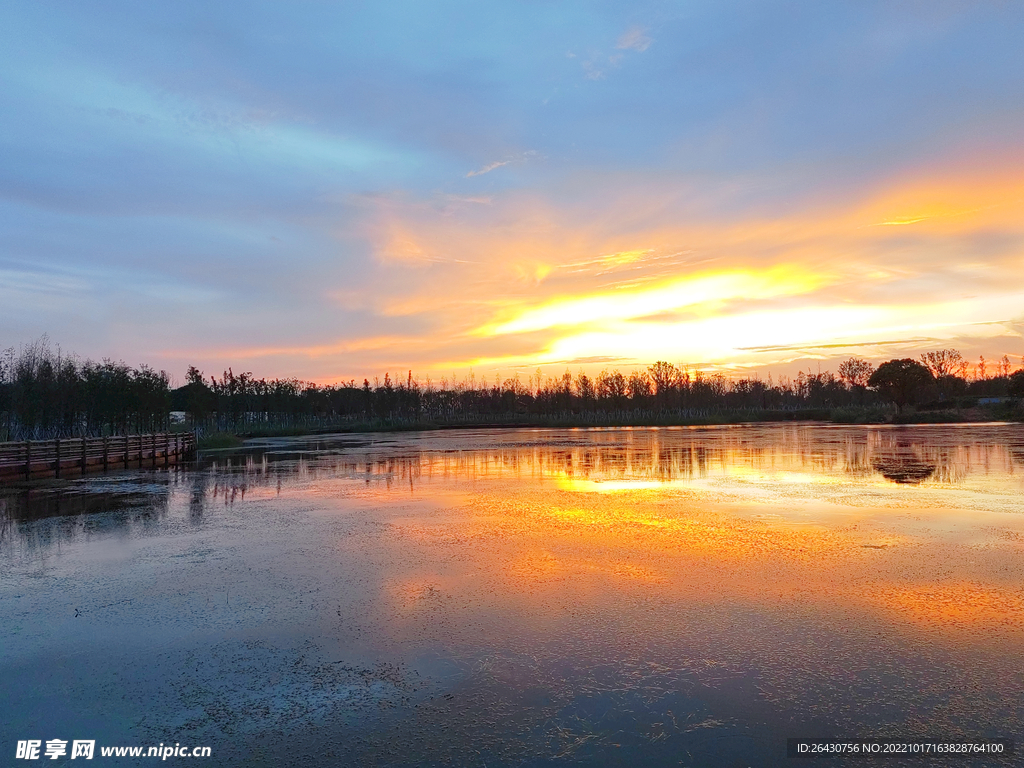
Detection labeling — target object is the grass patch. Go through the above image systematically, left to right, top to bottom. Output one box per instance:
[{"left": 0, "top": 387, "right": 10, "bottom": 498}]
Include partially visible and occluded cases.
[
  {"left": 829, "top": 407, "right": 893, "bottom": 424},
  {"left": 892, "top": 411, "right": 966, "bottom": 424},
  {"left": 198, "top": 432, "right": 246, "bottom": 450}
]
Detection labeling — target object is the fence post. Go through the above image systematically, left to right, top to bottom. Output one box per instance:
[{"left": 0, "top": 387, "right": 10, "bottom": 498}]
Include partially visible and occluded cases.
[
  {"left": 123, "top": 434, "right": 129, "bottom": 468},
  {"left": 103, "top": 436, "right": 109, "bottom": 472},
  {"left": 81, "top": 437, "right": 87, "bottom": 474},
  {"left": 55, "top": 438, "right": 61, "bottom": 479},
  {"left": 25, "top": 441, "right": 31, "bottom": 480}
]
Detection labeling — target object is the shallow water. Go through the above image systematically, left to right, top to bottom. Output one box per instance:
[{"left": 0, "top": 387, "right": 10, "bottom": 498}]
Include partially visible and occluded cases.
[{"left": 2, "top": 424, "right": 1023, "bottom": 766}]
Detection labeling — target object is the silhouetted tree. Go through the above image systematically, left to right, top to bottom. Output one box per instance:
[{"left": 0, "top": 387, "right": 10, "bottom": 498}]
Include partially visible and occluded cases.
[
  {"left": 0, "top": 337, "right": 172, "bottom": 438},
  {"left": 7, "top": 337, "right": 1019, "bottom": 440},
  {"left": 920, "top": 349, "right": 966, "bottom": 379},
  {"left": 838, "top": 358, "right": 874, "bottom": 388},
  {"left": 868, "top": 359, "right": 935, "bottom": 414},
  {"left": 648, "top": 361, "right": 681, "bottom": 406},
  {"left": 181, "top": 366, "right": 215, "bottom": 430},
  {"left": 597, "top": 369, "right": 627, "bottom": 409},
  {"left": 626, "top": 370, "right": 652, "bottom": 405},
  {"left": 1009, "top": 370, "right": 1024, "bottom": 398}
]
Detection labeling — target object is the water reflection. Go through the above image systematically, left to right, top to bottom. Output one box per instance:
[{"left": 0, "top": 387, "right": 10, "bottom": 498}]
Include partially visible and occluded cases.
[
  {"left": 206, "top": 423, "right": 1022, "bottom": 495},
  {"left": 2, "top": 424, "right": 1023, "bottom": 767},
  {"left": 3, "top": 424, "right": 1021, "bottom": 532},
  {"left": 871, "top": 449, "right": 936, "bottom": 484},
  {"left": 0, "top": 476, "right": 173, "bottom": 554}
]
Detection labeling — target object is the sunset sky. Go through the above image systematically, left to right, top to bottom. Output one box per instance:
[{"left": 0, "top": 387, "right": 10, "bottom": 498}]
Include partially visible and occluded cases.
[{"left": 2, "top": 1, "right": 1023, "bottom": 383}]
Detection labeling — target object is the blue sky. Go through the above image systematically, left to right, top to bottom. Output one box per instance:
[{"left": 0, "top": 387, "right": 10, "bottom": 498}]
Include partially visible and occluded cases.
[{"left": 3, "top": 1, "right": 1024, "bottom": 382}]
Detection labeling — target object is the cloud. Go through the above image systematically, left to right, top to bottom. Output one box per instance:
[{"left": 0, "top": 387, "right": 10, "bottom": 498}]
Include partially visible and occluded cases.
[
  {"left": 6, "top": 2, "right": 1024, "bottom": 382},
  {"left": 578, "top": 26, "right": 651, "bottom": 82},
  {"left": 616, "top": 26, "right": 652, "bottom": 53},
  {"left": 582, "top": 60, "right": 606, "bottom": 80},
  {"left": 465, "top": 150, "right": 538, "bottom": 178},
  {"left": 345, "top": 158, "right": 1024, "bottom": 377},
  {"left": 466, "top": 160, "right": 511, "bottom": 178},
  {"left": 561, "top": 249, "right": 657, "bottom": 275},
  {"left": 477, "top": 267, "right": 827, "bottom": 336},
  {"left": 163, "top": 335, "right": 410, "bottom": 361},
  {"left": 737, "top": 337, "right": 944, "bottom": 353},
  {"left": 548, "top": 356, "right": 635, "bottom": 365}
]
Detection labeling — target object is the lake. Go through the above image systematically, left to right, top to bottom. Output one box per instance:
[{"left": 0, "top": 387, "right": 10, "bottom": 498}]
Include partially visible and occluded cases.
[{"left": 2, "top": 424, "right": 1023, "bottom": 766}]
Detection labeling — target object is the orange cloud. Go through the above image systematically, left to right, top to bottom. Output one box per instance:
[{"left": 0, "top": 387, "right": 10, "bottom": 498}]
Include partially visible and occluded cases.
[
  {"left": 189, "top": 161, "right": 1024, "bottom": 381},
  {"left": 476, "top": 265, "right": 828, "bottom": 336}
]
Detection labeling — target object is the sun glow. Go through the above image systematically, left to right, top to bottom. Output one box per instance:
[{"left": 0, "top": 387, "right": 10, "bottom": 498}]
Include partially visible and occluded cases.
[
  {"left": 162, "top": 162, "right": 1024, "bottom": 380},
  {"left": 477, "top": 266, "right": 826, "bottom": 337},
  {"left": 451, "top": 283, "right": 1024, "bottom": 372}
]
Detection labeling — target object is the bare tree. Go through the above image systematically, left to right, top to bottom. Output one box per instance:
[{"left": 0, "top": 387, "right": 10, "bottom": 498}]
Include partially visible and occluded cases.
[
  {"left": 920, "top": 349, "right": 964, "bottom": 379},
  {"left": 838, "top": 358, "right": 874, "bottom": 389},
  {"left": 647, "top": 361, "right": 681, "bottom": 396},
  {"left": 627, "top": 370, "right": 652, "bottom": 402}
]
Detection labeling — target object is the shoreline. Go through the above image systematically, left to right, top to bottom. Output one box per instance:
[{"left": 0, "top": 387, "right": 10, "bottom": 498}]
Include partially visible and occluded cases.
[{"left": 196, "top": 403, "right": 1023, "bottom": 449}]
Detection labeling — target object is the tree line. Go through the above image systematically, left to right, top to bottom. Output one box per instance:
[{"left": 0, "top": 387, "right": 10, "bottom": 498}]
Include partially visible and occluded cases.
[
  {"left": 0, "top": 338, "right": 172, "bottom": 440},
  {"left": 2, "top": 338, "right": 1022, "bottom": 440},
  {"left": 178, "top": 349, "right": 1024, "bottom": 432},
  {"left": 868, "top": 351, "right": 1023, "bottom": 413}
]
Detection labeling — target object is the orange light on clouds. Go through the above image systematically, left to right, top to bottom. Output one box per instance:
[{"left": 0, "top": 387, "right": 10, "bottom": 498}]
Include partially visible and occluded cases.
[
  {"left": 163, "top": 162, "right": 1024, "bottom": 380},
  {"left": 413, "top": 167, "right": 1024, "bottom": 374},
  {"left": 859, "top": 172, "right": 1024, "bottom": 233},
  {"left": 477, "top": 265, "right": 827, "bottom": 336},
  {"left": 454, "top": 291, "right": 1024, "bottom": 373}
]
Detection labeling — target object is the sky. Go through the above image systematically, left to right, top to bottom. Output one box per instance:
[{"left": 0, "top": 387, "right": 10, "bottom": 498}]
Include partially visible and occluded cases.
[{"left": 2, "top": 1, "right": 1024, "bottom": 384}]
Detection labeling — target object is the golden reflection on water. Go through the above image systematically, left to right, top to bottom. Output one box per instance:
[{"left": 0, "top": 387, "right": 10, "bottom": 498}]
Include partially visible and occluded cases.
[
  {"left": 388, "top": 415, "right": 1008, "bottom": 646},
  {"left": 4, "top": 424, "right": 1023, "bottom": 760},
  {"left": 236, "top": 424, "right": 1022, "bottom": 493},
  {"left": 9, "top": 425, "right": 1021, "bottom": 640},
  {"left": 245, "top": 425, "right": 1022, "bottom": 643},
  {"left": 871, "top": 583, "right": 1024, "bottom": 629}
]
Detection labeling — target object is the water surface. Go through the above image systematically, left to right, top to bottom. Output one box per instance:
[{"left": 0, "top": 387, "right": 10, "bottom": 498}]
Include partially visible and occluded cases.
[{"left": 2, "top": 424, "right": 1023, "bottom": 765}]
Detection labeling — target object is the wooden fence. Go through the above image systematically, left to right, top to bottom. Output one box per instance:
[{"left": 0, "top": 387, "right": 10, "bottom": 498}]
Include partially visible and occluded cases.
[{"left": 0, "top": 433, "right": 195, "bottom": 482}]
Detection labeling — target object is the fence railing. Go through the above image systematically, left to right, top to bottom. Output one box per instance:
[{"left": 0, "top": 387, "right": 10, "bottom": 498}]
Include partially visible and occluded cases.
[{"left": 0, "top": 433, "right": 195, "bottom": 482}]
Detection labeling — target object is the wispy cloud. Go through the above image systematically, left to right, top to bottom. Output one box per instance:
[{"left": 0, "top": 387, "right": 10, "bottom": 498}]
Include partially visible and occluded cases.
[
  {"left": 579, "top": 26, "right": 652, "bottom": 81},
  {"left": 616, "top": 26, "right": 652, "bottom": 52},
  {"left": 582, "top": 60, "right": 606, "bottom": 80},
  {"left": 465, "top": 150, "right": 538, "bottom": 178},
  {"left": 466, "top": 160, "right": 511, "bottom": 178},
  {"left": 873, "top": 216, "right": 931, "bottom": 226},
  {"left": 561, "top": 249, "right": 657, "bottom": 275},
  {"left": 477, "top": 267, "right": 828, "bottom": 336},
  {"left": 160, "top": 335, "right": 410, "bottom": 361},
  {"left": 737, "top": 337, "right": 943, "bottom": 353},
  {"left": 548, "top": 356, "right": 634, "bottom": 366}
]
